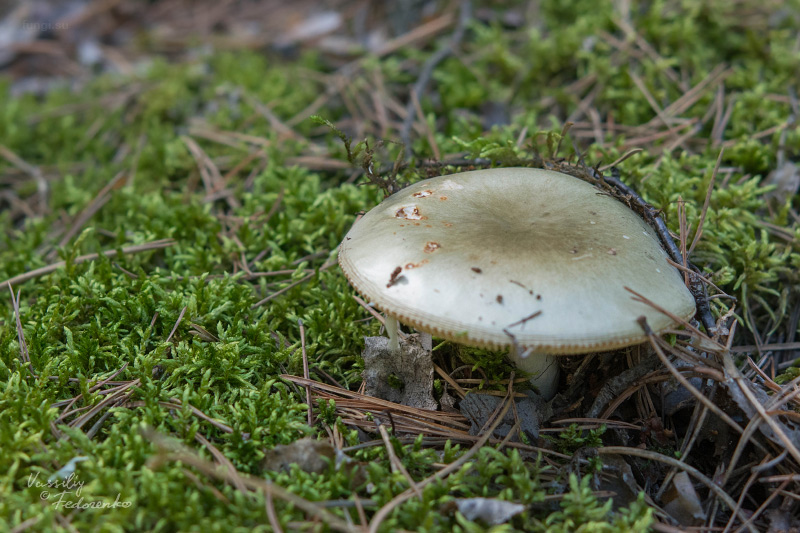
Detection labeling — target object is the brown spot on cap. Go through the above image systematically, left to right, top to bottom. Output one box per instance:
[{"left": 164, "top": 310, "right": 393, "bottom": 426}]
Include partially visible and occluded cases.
[
  {"left": 412, "top": 190, "right": 433, "bottom": 198},
  {"left": 439, "top": 196, "right": 448, "bottom": 200},
  {"left": 395, "top": 205, "right": 422, "bottom": 220},
  {"left": 423, "top": 242, "right": 440, "bottom": 253},
  {"left": 608, "top": 248, "right": 617, "bottom": 255},
  {"left": 404, "top": 259, "right": 429, "bottom": 269},
  {"left": 386, "top": 266, "right": 403, "bottom": 288},
  {"left": 471, "top": 267, "right": 482, "bottom": 273},
  {"left": 496, "top": 295, "right": 503, "bottom": 304}
]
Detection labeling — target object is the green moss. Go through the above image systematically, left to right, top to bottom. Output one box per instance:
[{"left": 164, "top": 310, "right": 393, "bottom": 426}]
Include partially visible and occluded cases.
[
  {"left": 1, "top": 1, "right": 798, "bottom": 531},
  {"left": 545, "top": 425, "right": 606, "bottom": 456},
  {"left": 537, "top": 475, "right": 652, "bottom": 532}
]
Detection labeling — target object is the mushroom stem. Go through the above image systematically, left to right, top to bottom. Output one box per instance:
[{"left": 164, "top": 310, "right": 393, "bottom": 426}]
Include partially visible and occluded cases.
[
  {"left": 384, "top": 315, "right": 400, "bottom": 353},
  {"left": 509, "top": 347, "right": 560, "bottom": 400}
]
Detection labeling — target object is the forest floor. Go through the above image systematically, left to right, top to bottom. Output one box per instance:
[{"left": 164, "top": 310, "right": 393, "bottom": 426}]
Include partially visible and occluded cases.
[{"left": 1, "top": 1, "right": 799, "bottom": 531}]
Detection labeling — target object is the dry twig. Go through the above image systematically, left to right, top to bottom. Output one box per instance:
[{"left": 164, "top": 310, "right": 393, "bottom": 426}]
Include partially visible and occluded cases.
[{"left": 1, "top": 239, "right": 176, "bottom": 288}]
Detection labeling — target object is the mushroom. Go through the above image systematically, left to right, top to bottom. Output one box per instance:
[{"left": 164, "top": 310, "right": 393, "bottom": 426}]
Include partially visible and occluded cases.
[{"left": 338, "top": 167, "right": 696, "bottom": 399}]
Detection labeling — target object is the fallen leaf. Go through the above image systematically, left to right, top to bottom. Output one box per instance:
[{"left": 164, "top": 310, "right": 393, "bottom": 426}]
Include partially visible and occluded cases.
[{"left": 661, "top": 471, "right": 706, "bottom": 526}]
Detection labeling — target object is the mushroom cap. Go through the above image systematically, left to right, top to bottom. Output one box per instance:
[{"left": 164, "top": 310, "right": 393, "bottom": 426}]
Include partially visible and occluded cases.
[{"left": 339, "top": 167, "right": 696, "bottom": 354}]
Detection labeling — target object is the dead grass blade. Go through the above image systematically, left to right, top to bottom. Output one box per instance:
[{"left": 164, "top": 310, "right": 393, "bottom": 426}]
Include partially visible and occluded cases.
[
  {"left": 0, "top": 143, "right": 48, "bottom": 215},
  {"left": 688, "top": 148, "right": 724, "bottom": 255},
  {"left": 48, "top": 171, "right": 129, "bottom": 261},
  {"left": 1, "top": 238, "right": 176, "bottom": 288},
  {"left": 251, "top": 262, "right": 335, "bottom": 308},
  {"left": 7, "top": 283, "right": 36, "bottom": 378},
  {"left": 637, "top": 316, "right": 746, "bottom": 436},
  {"left": 299, "top": 319, "right": 314, "bottom": 427},
  {"left": 720, "top": 353, "right": 800, "bottom": 465},
  {"left": 282, "top": 374, "right": 469, "bottom": 436},
  {"left": 368, "top": 395, "right": 513, "bottom": 533},
  {"left": 376, "top": 422, "right": 422, "bottom": 498},
  {"left": 144, "top": 429, "right": 360, "bottom": 533},
  {"left": 597, "top": 446, "right": 757, "bottom": 533}
]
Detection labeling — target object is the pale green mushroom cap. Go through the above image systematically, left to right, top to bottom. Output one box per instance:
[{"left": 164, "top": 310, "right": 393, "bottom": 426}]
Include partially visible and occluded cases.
[{"left": 339, "top": 167, "right": 696, "bottom": 355}]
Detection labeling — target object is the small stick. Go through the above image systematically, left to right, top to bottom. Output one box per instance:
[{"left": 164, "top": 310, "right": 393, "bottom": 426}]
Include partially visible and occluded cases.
[
  {"left": 400, "top": 1, "right": 472, "bottom": 158},
  {"left": 410, "top": 89, "right": 441, "bottom": 160},
  {"left": 0, "top": 143, "right": 48, "bottom": 214},
  {"left": 597, "top": 148, "right": 643, "bottom": 172},
  {"left": 689, "top": 148, "right": 724, "bottom": 255},
  {"left": 48, "top": 171, "right": 128, "bottom": 261},
  {"left": 677, "top": 197, "right": 689, "bottom": 284},
  {"left": 0, "top": 239, "right": 175, "bottom": 288},
  {"left": 664, "top": 257, "right": 732, "bottom": 298},
  {"left": 251, "top": 262, "right": 335, "bottom": 308},
  {"left": 7, "top": 283, "right": 36, "bottom": 378},
  {"left": 166, "top": 307, "right": 187, "bottom": 344},
  {"left": 636, "top": 316, "right": 744, "bottom": 435},
  {"left": 299, "top": 319, "right": 313, "bottom": 427},
  {"left": 721, "top": 352, "right": 800, "bottom": 465},
  {"left": 433, "top": 364, "right": 468, "bottom": 399},
  {"left": 368, "top": 396, "right": 512, "bottom": 533},
  {"left": 376, "top": 422, "right": 422, "bottom": 498},
  {"left": 145, "top": 430, "right": 358, "bottom": 533},
  {"left": 194, "top": 432, "right": 248, "bottom": 493},
  {"left": 596, "top": 446, "right": 757, "bottom": 533},
  {"left": 721, "top": 456, "right": 766, "bottom": 533},
  {"left": 730, "top": 479, "right": 791, "bottom": 533},
  {"left": 265, "top": 483, "right": 284, "bottom": 533},
  {"left": 352, "top": 493, "right": 368, "bottom": 529}
]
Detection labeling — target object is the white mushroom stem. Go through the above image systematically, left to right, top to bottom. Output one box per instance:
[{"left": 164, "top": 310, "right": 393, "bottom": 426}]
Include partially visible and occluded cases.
[
  {"left": 384, "top": 314, "right": 400, "bottom": 353},
  {"left": 508, "top": 346, "right": 560, "bottom": 400}
]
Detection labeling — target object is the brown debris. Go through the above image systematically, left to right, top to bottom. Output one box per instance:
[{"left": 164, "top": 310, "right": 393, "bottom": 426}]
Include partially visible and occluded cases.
[{"left": 262, "top": 437, "right": 335, "bottom": 475}]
